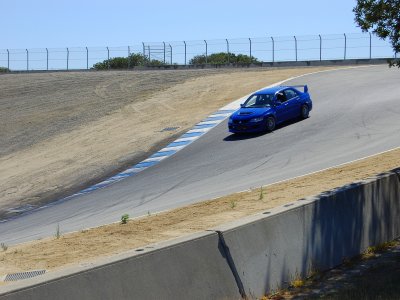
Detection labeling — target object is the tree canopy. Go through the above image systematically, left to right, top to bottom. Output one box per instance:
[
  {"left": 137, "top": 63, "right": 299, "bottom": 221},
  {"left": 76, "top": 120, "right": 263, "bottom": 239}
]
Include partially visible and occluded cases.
[
  {"left": 353, "top": 0, "right": 400, "bottom": 67},
  {"left": 189, "top": 52, "right": 259, "bottom": 65},
  {"left": 92, "top": 53, "right": 164, "bottom": 70}
]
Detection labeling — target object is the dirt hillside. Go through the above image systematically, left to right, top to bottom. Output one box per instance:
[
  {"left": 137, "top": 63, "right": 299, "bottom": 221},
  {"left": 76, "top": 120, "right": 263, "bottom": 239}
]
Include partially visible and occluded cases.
[{"left": 0, "top": 67, "right": 333, "bottom": 215}]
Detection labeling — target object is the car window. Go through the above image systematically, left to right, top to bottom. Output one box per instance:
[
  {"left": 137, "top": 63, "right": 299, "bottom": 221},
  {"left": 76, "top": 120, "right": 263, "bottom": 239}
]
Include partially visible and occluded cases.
[
  {"left": 283, "top": 89, "right": 297, "bottom": 100},
  {"left": 276, "top": 92, "right": 287, "bottom": 103},
  {"left": 243, "top": 94, "right": 273, "bottom": 108}
]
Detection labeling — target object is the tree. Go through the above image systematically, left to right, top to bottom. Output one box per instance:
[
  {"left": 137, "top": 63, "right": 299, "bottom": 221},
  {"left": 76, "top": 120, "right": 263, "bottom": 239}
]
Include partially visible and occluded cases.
[
  {"left": 353, "top": 0, "right": 400, "bottom": 67},
  {"left": 189, "top": 52, "right": 259, "bottom": 65},
  {"left": 92, "top": 53, "right": 165, "bottom": 70}
]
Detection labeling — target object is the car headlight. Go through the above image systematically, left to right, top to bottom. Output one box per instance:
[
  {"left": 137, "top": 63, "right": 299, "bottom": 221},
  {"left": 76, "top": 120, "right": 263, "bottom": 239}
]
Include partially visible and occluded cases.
[
  {"left": 228, "top": 117, "right": 233, "bottom": 124},
  {"left": 250, "top": 117, "right": 264, "bottom": 122}
]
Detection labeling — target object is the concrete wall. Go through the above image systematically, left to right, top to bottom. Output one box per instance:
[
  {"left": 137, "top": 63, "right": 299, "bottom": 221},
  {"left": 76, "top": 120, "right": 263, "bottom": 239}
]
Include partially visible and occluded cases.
[
  {"left": 5, "top": 58, "right": 391, "bottom": 74},
  {"left": 139, "top": 58, "right": 390, "bottom": 70},
  {"left": 1, "top": 169, "right": 399, "bottom": 299},
  {"left": 215, "top": 169, "right": 400, "bottom": 298},
  {"left": 0, "top": 232, "right": 241, "bottom": 300}
]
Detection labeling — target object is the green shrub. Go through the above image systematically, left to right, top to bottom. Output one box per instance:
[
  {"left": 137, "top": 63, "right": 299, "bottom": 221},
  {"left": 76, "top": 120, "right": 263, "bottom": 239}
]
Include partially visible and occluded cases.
[
  {"left": 189, "top": 52, "right": 259, "bottom": 65},
  {"left": 92, "top": 53, "right": 165, "bottom": 70},
  {"left": 0, "top": 67, "right": 10, "bottom": 73},
  {"left": 121, "top": 214, "right": 129, "bottom": 224},
  {"left": 55, "top": 223, "right": 61, "bottom": 239},
  {"left": 1, "top": 243, "right": 8, "bottom": 251}
]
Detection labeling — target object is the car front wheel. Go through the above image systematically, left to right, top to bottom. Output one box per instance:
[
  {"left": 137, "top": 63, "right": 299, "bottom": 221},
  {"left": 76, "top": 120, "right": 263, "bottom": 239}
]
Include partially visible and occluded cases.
[
  {"left": 301, "top": 104, "right": 309, "bottom": 119},
  {"left": 265, "top": 116, "right": 276, "bottom": 132}
]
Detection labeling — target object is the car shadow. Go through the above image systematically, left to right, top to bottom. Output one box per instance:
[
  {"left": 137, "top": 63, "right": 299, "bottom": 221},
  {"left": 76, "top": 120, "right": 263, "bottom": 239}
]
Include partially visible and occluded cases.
[{"left": 223, "top": 117, "right": 306, "bottom": 141}]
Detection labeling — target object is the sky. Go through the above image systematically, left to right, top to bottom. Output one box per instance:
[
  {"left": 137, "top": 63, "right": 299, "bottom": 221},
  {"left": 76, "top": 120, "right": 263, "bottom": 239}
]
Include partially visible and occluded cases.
[{"left": 2, "top": 0, "right": 360, "bottom": 49}]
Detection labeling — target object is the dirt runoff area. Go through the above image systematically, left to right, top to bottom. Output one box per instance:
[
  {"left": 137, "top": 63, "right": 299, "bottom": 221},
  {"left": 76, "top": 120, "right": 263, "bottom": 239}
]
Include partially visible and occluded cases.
[
  {"left": 0, "top": 66, "right": 333, "bottom": 216},
  {"left": 0, "top": 146, "right": 399, "bottom": 281}
]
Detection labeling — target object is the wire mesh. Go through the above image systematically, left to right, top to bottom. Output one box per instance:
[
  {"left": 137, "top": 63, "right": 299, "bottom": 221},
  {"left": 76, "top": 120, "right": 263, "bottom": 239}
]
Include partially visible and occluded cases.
[{"left": 0, "top": 33, "right": 394, "bottom": 71}]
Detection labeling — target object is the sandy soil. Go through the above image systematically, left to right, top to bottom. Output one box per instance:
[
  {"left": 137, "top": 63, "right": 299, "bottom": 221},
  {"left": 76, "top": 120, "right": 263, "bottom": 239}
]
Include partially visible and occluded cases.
[
  {"left": 0, "top": 67, "right": 333, "bottom": 216},
  {"left": 0, "top": 146, "right": 399, "bottom": 279}
]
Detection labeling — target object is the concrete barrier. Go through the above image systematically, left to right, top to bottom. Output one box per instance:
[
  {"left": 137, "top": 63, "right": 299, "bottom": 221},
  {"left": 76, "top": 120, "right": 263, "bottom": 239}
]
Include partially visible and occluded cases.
[
  {"left": 6, "top": 58, "right": 390, "bottom": 74},
  {"left": 139, "top": 58, "right": 390, "bottom": 70},
  {"left": 1, "top": 169, "right": 399, "bottom": 299},
  {"left": 214, "top": 169, "right": 400, "bottom": 298},
  {"left": 0, "top": 232, "right": 241, "bottom": 300}
]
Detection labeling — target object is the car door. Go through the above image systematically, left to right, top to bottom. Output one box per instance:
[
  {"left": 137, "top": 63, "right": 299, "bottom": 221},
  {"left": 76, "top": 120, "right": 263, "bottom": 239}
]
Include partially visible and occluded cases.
[
  {"left": 283, "top": 89, "right": 301, "bottom": 119},
  {"left": 274, "top": 92, "right": 290, "bottom": 123}
]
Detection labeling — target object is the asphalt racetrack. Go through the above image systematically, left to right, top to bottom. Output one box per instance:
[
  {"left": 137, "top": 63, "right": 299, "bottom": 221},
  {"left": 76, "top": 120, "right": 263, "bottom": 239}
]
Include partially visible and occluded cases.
[{"left": 1, "top": 65, "right": 400, "bottom": 245}]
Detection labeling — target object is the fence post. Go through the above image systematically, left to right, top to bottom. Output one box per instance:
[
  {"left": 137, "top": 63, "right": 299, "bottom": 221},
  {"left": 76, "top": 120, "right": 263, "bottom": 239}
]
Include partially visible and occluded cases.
[
  {"left": 369, "top": 32, "right": 372, "bottom": 59},
  {"left": 344, "top": 33, "right": 347, "bottom": 60},
  {"left": 319, "top": 34, "right": 322, "bottom": 61},
  {"left": 294, "top": 35, "right": 297, "bottom": 61},
  {"left": 271, "top": 37, "right": 274, "bottom": 63},
  {"left": 249, "top": 38, "right": 252, "bottom": 60},
  {"left": 226, "top": 39, "right": 230, "bottom": 64},
  {"left": 204, "top": 40, "right": 208, "bottom": 64},
  {"left": 183, "top": 41, "right": 186, "bottom": 65},
  {"left": 142, "top": 42, "right": 145, "bottom": 57},
  {"left": 163, "top": 42, "right": 166, "bottom": 64},
  {"left": 169, "top": 44, "right": 172, "bottom": 64},
  {"left": 107, "top": 46, "right": 110, "bottom": 69},
  {"left": 128, "top": 46, "right": 131, "bottom": 69},
  {"left": 148, "top": 46, "right": 151, "bottom": 61},
  {"left": 86, "top": 47, "right": 88, "bottom": 70},
  {"left": 46, "top": 48, "right": 49, "bottom": 70},
  {"left": 67, "top": 48, "right": 69, "bottom": 70},
  {"left": 7, "top": 49, "right": 9, "bottom": 70},
  {"left": 26, "top": 49, "right": 29, "bottom": 71}
]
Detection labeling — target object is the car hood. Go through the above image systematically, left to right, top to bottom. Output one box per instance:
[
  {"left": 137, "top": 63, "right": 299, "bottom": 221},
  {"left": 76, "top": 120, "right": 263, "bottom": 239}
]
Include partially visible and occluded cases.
[{"left": 231, "top": 107, "right": 272, "bottom": 119}]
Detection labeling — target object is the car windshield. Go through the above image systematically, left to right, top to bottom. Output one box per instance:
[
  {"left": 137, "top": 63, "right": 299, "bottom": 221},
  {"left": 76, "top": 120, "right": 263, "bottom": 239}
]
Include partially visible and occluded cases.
[{"left": 242, "top": 94, "right": 273, "bottom": 108}]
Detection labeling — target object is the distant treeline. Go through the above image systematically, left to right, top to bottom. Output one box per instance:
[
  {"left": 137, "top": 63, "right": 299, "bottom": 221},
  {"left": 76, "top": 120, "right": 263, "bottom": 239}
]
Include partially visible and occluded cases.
[
  {"left": 92, "top": 52, "right": 259, "bottom": 70},
  {"left": 92, "top": 53, "right": 165, "bottom": 70},
  {"left": 189, "top": 53, "right": 258, "bottom": 64},
  {"left": 0, "top": 67, "right": 10, "bottom": 73}
]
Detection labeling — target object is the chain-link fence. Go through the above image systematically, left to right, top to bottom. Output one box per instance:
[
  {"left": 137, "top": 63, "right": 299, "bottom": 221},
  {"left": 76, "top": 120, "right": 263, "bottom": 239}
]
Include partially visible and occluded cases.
[{"left": 0, "top": 33, "right": 395, "bottom": 71}]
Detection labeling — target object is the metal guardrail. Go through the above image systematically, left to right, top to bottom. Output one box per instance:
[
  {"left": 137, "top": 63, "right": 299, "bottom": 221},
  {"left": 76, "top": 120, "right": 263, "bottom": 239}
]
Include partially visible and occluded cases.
[{"left": 0, "top": 33, "right": 396, "bottom": 71}]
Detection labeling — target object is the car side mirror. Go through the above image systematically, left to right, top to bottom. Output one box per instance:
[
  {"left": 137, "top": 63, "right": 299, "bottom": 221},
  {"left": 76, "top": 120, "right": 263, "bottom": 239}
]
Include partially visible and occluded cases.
[{"left": 240, "top": 103, "right": 244, "bottom": 108}]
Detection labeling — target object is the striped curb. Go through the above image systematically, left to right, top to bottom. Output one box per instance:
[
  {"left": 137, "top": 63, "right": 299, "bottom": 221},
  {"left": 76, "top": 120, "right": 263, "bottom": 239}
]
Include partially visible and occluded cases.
[{"left": 69, "top": 109, "right": 237, "bottom": 198}]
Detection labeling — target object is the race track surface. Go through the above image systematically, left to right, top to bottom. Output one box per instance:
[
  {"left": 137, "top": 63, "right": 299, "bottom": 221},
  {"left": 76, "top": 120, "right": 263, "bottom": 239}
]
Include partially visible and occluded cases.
[{"left": 1, "top": 65, "right": 400, "bottom": 245}]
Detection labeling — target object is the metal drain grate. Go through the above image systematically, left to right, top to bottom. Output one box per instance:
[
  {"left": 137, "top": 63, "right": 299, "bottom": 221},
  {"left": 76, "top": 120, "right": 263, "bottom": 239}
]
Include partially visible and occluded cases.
[
  {"left": 161, "top": 127, "right": 179, "bottom": 132},
  {"left": 4, "top": 270, "right": 46, "bottom": 281}
]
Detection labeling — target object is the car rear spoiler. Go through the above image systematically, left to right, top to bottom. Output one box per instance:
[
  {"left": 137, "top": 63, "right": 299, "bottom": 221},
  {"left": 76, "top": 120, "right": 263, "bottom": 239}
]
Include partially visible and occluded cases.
[{"left": 291, "top": 85, "right": 309, "bottom": 93}]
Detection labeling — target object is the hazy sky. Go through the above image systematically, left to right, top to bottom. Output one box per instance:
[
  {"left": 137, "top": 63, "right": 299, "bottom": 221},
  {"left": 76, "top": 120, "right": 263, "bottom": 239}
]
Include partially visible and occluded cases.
[{"left": 2, "top": 0, "right": 359, "bottom": 49}]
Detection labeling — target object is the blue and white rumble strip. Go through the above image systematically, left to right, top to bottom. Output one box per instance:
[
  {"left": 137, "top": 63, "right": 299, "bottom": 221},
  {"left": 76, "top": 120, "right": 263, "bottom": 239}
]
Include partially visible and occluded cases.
[{"left": 71, "top": 109, "right": 236, "bottom": 198}]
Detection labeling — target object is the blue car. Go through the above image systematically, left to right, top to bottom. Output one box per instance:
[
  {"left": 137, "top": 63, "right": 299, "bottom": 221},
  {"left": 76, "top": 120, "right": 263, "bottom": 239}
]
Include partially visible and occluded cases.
[{"left": 228, "top": 85, "right": 312, "bottom": 133}]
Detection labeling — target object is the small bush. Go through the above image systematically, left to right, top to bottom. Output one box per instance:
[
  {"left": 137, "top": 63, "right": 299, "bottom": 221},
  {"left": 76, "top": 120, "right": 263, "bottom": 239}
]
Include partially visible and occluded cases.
[
  {"left": 189, "top": 52, "right": 259, "bottom": 65},
  {"left": 92, "top": 53, "right": 165, "bottom": 70},
  {"left": 0, "top": 67, "right": 10, "bottom": 73},
  {"left": 259, "top": 186, "right": 264, "bottom": 200},
  {"left": 230, "top": 200, "right": 236, "bottom": 209},
  {"left": 121, "top": 214, "right": 129, "bottom": 224},
  {"left": 55, "top": 223, "right": 61, "bottom": 239},
  {"left": 1, "top": 243, "right": 8, "bottom": 251},
  {"left": 291, "top": 278, "right": 306, "bottom": 288}
]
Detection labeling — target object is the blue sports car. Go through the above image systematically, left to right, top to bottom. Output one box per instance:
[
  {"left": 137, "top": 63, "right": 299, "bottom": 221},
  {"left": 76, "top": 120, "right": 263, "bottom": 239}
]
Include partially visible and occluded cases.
[{"left": 228, "top": 85, "right": 312, "bottom": 133}]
